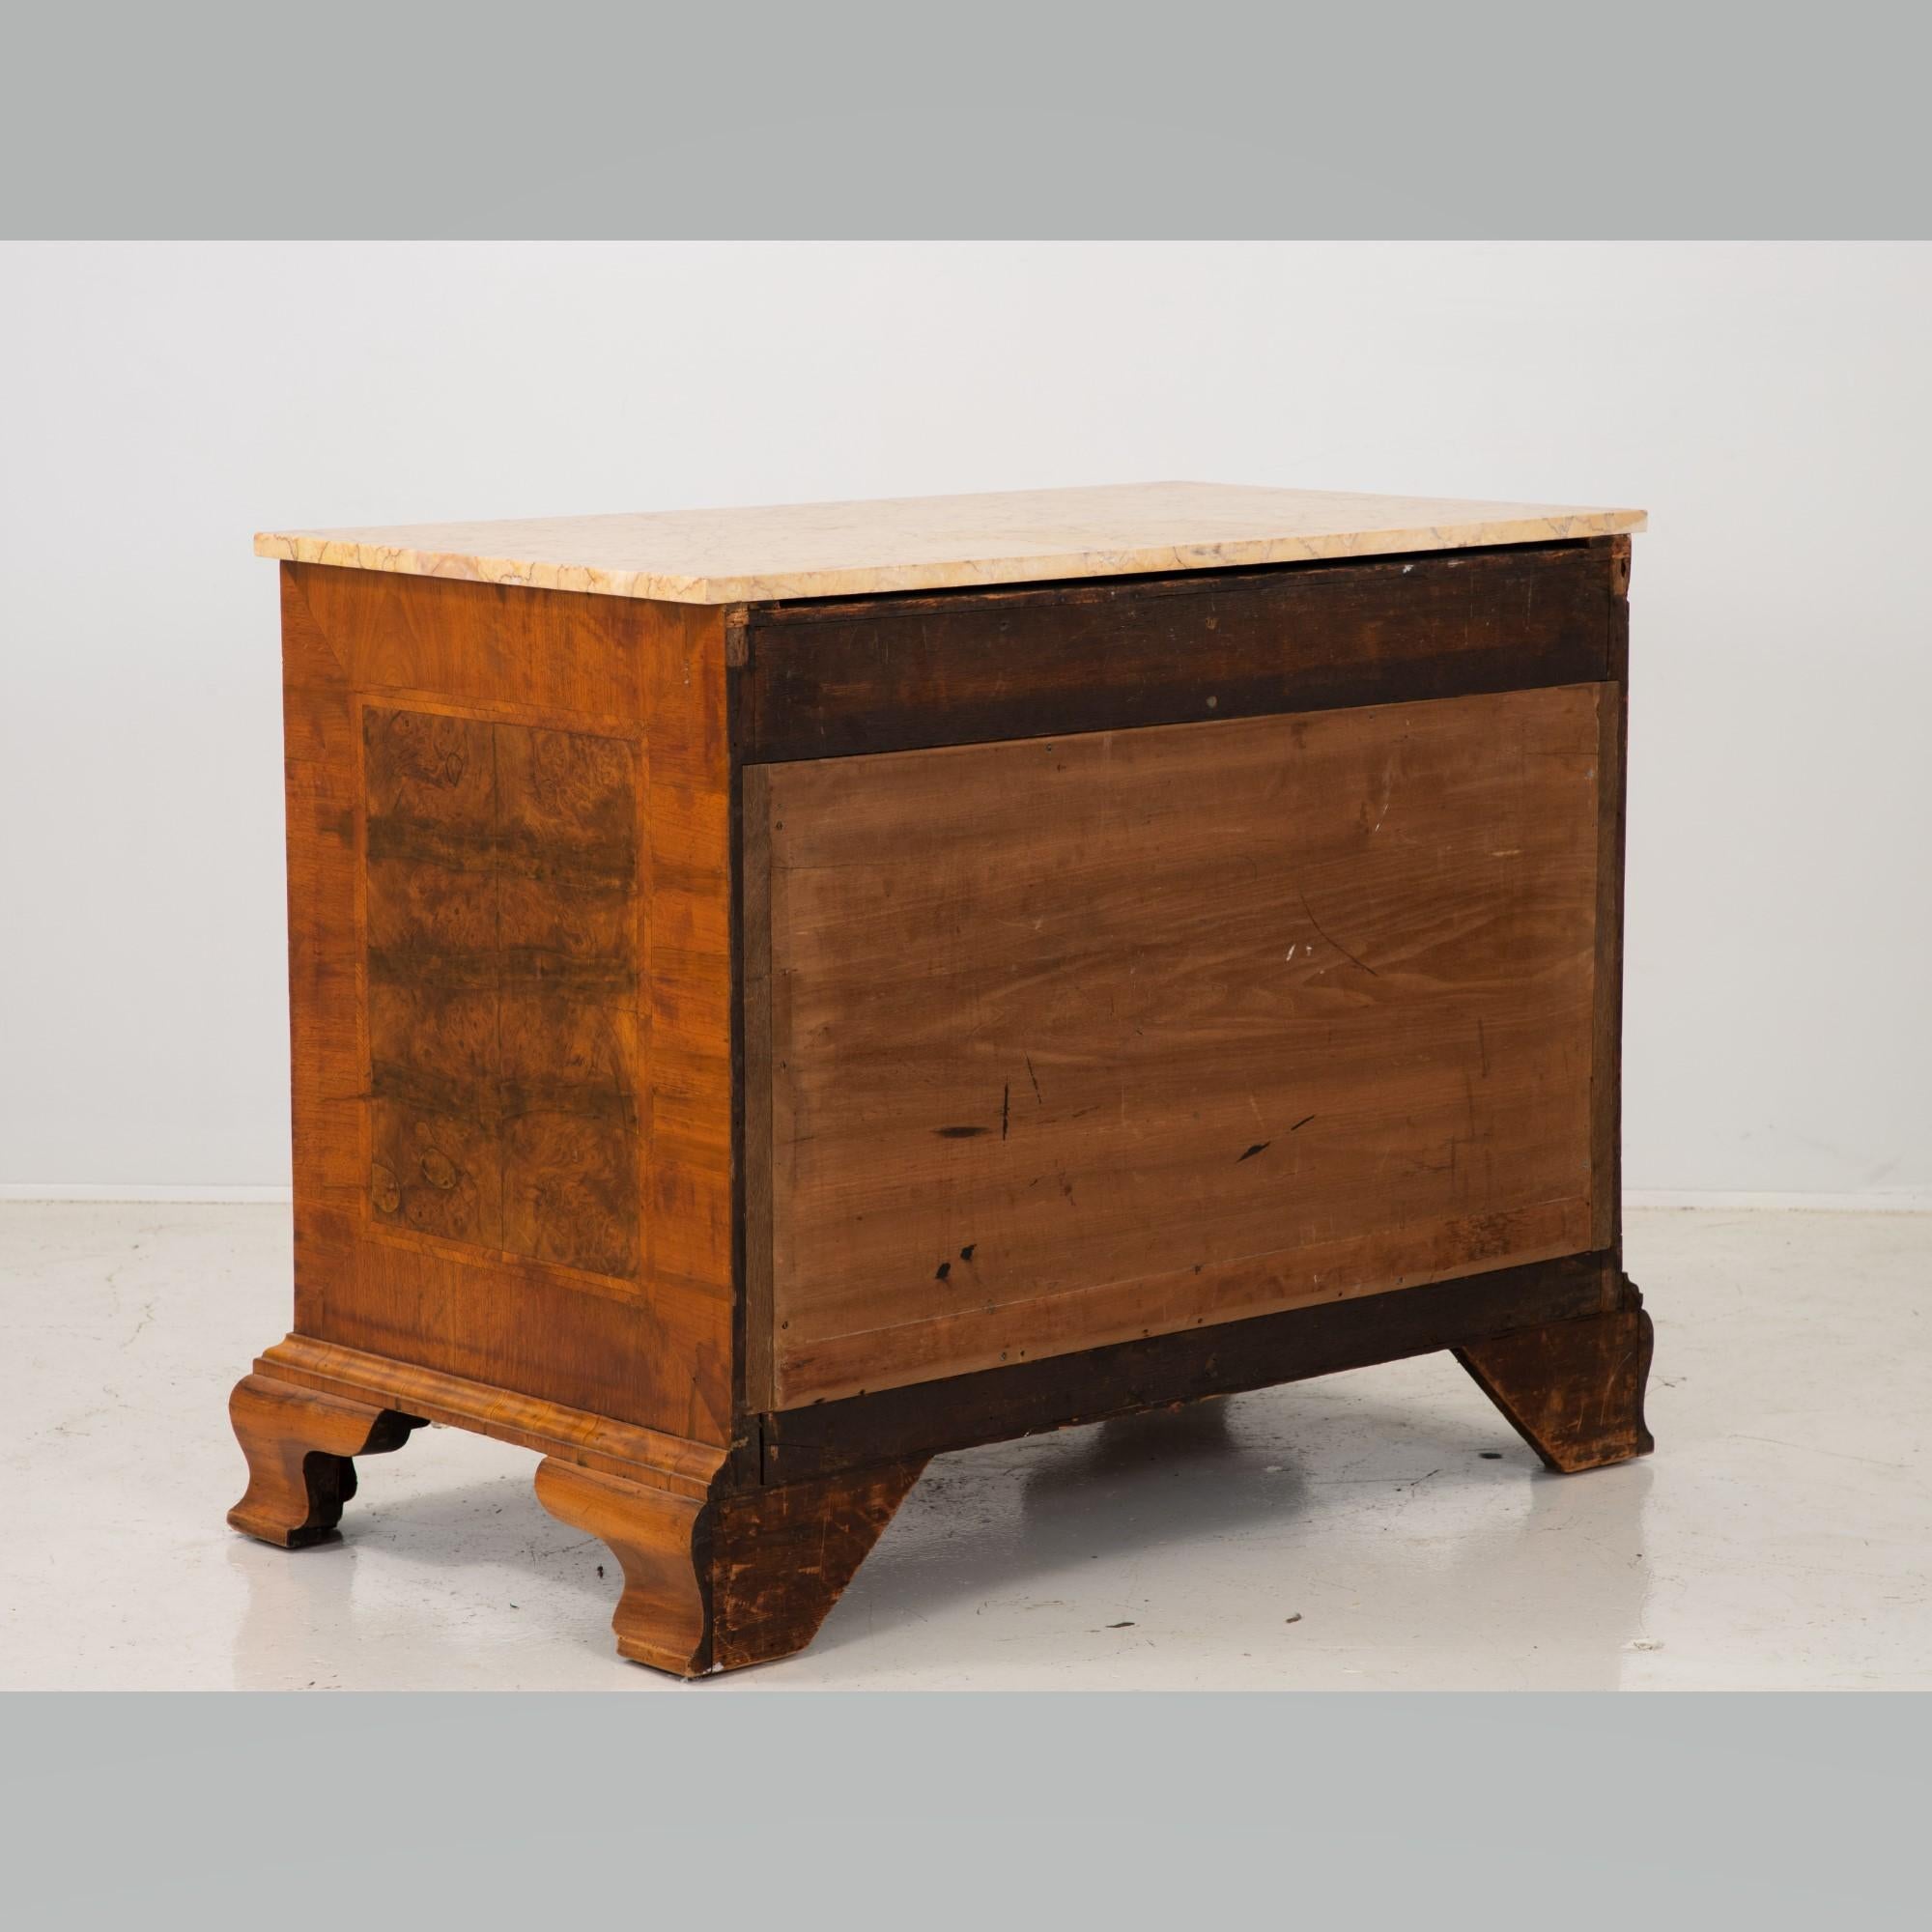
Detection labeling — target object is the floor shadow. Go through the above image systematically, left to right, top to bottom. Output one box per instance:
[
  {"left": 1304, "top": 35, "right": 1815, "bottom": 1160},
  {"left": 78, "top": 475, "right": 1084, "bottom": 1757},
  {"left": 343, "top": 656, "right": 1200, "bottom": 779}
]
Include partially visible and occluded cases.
[
  {"left": 821, "top": 1380, "right": 1654, "bottom": 1678},
  {"left": 809, "top": 1390, "right": 1376, "bottom": 1647},
  {"left": 226, "top": 1437, "right": 658, "bottom": 1684}
]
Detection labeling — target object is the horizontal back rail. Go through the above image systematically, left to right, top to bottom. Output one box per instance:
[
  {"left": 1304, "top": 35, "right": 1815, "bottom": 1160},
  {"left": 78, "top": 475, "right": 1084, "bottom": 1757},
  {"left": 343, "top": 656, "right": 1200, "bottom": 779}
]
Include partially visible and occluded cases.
[{"left": 738, "top": 540, "right": 1624, "bottom": 762}]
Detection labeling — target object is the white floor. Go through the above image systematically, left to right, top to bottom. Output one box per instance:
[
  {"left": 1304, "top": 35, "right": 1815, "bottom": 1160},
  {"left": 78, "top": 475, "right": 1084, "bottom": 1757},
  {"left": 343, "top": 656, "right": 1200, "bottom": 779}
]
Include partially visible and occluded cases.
[{"left": 3, "top": 1204, "right": 1926, "bottom": 1690}]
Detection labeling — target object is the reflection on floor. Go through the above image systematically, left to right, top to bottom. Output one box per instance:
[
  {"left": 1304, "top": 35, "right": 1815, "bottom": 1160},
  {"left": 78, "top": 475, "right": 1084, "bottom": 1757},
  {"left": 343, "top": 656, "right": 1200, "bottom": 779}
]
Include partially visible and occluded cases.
[{"left": 3, "top": 1204, "right": 1925, "bottom": 1690}]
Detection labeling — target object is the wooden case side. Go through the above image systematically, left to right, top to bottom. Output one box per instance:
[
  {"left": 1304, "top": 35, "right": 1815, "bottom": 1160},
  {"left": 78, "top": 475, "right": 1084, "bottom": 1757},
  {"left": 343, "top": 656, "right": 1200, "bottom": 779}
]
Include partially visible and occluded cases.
[
  {"left": 1590, "top": 536, "right": 1633, "bottom": 1255},
  {"left": 281, "top": 563, "right": 735, "bottom": 1444},
  {"left": 739, "top": 759, "right": 777, "bottom": 1414}
]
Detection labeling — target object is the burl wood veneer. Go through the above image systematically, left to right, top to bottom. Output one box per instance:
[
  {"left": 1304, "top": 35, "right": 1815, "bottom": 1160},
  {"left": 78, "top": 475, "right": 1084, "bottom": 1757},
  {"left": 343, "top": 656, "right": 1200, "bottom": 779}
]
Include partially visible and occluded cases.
[{"left": 231, "top": 482, "right": 1654, "bottom": 1675}]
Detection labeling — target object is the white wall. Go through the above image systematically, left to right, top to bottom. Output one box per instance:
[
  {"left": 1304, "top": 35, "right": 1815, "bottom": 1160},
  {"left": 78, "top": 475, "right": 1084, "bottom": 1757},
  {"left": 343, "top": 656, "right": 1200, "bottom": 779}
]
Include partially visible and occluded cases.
[{"left": 2, "top": 243, "right": 1926, "bottom": 1200}]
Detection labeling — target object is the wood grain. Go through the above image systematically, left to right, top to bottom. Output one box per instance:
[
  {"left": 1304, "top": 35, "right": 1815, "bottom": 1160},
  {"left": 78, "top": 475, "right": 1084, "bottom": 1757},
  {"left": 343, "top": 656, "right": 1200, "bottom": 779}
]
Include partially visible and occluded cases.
[
  {"left": 245, "top": 535, "right": 1645, "bottom": 1678},
  {"left": 1590, "top": 535, "right": 1633, "bottom": 1254},
  {"left": 742, "top": 542, "right": 1619, "bottom": 762},
  {"left": 281, "top": 564, "right": 735, "bottom": 1443},
  {"left": 753, "top": 684, "right": 1605, "bottom": 1406},
  {"left": 363, "top": 703, "right": 641, "bottom": 1279},
  {"left": 740, "top": 760, "right": 777, "bottom": 1413},
  {"left": 758, "top": 1251, "right": 1629, "bottom": 1480},
  {"left": 1457, "top": 1303, "right": 1654, "bottom": 1472},
  {"left": 255, "top": 1336, "right": 731, "bottom": 1499},
  {"left": 226, "top": 1374, "right": 423, "bottom": 1548},
  {"left": 532, "top": 1451, "right": 925, "bottom": 1675},
  {"left": 532, "top": 1458, "right": 712, "bottom": 1673},
  {"left": 710, "top": 1460, "right": 927, "bottom": 1670}
]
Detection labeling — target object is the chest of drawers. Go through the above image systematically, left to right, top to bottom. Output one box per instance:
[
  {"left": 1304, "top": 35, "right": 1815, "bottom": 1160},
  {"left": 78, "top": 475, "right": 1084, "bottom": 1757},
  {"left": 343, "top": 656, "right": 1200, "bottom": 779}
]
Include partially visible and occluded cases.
[{"left": 228, "top": 481, "right": 1654, "bottom": 1674}]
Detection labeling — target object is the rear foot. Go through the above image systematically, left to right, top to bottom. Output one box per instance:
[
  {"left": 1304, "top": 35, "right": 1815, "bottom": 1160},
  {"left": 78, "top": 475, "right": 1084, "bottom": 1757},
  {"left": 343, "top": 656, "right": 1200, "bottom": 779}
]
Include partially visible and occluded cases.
[{"left": 1456, "top": 1299, "right": 1654, "bottom": 1472}]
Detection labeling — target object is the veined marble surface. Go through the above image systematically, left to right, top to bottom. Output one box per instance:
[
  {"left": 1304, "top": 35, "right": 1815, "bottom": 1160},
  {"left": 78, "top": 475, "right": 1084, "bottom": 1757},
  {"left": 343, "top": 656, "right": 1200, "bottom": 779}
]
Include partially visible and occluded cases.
[{"left": 255, "top": 481, "right": 1646, "bottom": 605}]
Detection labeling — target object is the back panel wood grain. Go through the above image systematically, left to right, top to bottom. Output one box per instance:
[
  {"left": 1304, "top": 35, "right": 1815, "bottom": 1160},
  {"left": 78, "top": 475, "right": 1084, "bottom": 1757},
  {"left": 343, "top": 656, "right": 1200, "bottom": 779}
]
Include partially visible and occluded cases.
[{"left": 752, "top": 685, "right": 1605, "bottom": 1407}]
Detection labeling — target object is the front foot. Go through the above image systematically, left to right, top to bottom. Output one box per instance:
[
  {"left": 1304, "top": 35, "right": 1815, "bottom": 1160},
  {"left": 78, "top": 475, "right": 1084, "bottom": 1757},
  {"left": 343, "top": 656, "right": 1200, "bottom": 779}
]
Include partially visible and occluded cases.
[
  {"left": 1456, "top": 1299, "right": 1655, "bottom": 1473},
  {"left": 227, "top": 1373, "right": 423, "bottom": 1548},
  {"left": 531, "top": 1459, "right": 711, "bottom": 1674}
]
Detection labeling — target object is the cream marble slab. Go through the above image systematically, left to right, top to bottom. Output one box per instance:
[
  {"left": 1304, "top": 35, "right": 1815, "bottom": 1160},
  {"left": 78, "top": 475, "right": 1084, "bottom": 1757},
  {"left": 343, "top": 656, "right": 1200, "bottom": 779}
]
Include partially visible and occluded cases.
[{"left": 255, "top": 481, "right": 1645, "bottom": 606}]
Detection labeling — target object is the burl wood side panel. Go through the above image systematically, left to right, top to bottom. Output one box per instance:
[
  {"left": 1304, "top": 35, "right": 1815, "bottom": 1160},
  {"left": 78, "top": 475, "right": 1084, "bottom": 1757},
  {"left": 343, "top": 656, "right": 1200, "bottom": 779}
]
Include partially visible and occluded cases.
[
  {"left": 283, "top": 564, "right": 733, "bottom": 1443},
  {"left": 753, "top": 685, "right": 1605, "bottom": 1407}
]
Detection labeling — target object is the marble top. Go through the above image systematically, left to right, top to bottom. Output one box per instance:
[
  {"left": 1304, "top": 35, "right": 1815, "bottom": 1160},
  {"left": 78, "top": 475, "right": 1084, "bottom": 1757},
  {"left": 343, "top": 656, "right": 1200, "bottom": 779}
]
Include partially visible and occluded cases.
[{"left": 255, "top": 481, "right": 1646, "bottom": 606}]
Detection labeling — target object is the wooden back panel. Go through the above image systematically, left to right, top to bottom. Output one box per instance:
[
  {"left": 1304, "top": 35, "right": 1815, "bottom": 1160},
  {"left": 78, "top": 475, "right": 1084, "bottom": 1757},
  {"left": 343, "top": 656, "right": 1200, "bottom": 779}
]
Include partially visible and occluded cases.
[
  {"left": 282, "top": 564, "right": 734, "bottom": 1444},
  {"left": 748, "top": 684, "right": 1607, "bottom": 1408}
]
